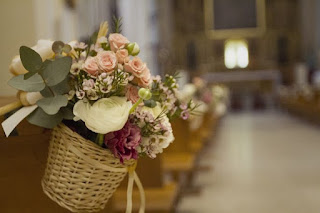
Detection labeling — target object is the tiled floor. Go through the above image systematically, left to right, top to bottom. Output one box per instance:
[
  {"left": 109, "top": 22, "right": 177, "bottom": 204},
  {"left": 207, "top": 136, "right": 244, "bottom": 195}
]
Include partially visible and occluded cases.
[{"left": 178, "top": 111, "right": 320, "bottom": 213}]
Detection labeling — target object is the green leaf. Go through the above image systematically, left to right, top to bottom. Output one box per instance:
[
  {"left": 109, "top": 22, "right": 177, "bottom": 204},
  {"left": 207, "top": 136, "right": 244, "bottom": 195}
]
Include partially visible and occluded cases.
[
  {"left": 112, "top": 16, "right": 123, "bottom": 33},
  {"left": 62, "top": 44, "right": 72, "bottom": 53},
  {"left": 19, "top": 46, "right": 43, "bottom": 79},
  {"left": 42, "top": 56, "right": 72, "bottom": 86},
  {"left": 23, "top": 71, "right": 36, "bottom": 80},
  {"left": 8, "top": 74, "right": 45, "bottom": 92},
  {"left": 40, "top": 77, "right": 70, "bottom": 97},
  {"left": 37, "top": 95, "right": 68, "bottom": 115},
  {"left": 144, "top": 99, "right": 157, "bottom": 108},
  {"left": 61, "top": 107, "right": 74, "bottom": 120},
  {"left": 27, "top": 108, "right": 63, "bottom": 128}
]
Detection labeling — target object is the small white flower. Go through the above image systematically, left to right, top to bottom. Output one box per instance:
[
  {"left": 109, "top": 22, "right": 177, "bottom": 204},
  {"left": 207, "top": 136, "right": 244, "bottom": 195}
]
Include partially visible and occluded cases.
[
  {"left": 70, "top": 62, "right": 82, "bottom": 75},
  {"left": 82, "top": 79, "right": 95, "bottom": 91},
  {"left": 86, "top": 89, "right": 99, "bottom": 100},
  {"left": 68, "top": 90, "right": 75, "bottom": 100},
  {"left": 76, "top": 90, "right": 85, "bottom": 99}
]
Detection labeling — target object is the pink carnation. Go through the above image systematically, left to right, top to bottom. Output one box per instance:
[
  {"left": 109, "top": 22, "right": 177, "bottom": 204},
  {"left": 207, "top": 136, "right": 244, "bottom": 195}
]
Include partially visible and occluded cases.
[{"left": 105, "top": 121, "right": 141, "bottom": 163}]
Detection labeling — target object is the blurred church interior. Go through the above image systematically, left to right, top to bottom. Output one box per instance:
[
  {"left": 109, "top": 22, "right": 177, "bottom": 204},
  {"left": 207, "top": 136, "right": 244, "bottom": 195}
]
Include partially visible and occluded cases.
[{"left": 1, "top": 0, "right": 320, "bottom": 212}]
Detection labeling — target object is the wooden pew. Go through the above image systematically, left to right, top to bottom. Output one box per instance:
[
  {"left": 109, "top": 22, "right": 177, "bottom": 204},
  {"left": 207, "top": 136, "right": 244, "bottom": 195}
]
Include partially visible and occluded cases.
[
  {"left": 279, "top": 95, "right": 320, "bottom": 124},
  {"left": 162, "top": 118, "right": 196, "bottom": 178},
  {"left": 0, "top": 128, "right": 73, "bottom": 212}
]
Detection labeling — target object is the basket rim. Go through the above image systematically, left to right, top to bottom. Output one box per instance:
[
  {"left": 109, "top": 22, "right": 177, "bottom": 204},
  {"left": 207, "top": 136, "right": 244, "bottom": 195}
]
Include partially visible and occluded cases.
[{"left": 54, "top": 122, "right": 136, "bottom": 166}]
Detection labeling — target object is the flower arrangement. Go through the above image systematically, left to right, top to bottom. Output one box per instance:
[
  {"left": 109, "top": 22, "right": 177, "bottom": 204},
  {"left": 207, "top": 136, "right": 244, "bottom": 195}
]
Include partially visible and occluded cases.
[
  {"left": 0, "top": 18, "right": 196, "bottom": 212},
  {"left": 4, "top": 19, "right": 194, "bottom": 162}
]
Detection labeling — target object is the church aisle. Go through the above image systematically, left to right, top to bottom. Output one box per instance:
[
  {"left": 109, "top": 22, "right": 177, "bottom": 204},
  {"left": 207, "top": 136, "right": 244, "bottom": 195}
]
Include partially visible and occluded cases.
[{"left": 178, "top": 111, "right": 320, "bottom": 213}]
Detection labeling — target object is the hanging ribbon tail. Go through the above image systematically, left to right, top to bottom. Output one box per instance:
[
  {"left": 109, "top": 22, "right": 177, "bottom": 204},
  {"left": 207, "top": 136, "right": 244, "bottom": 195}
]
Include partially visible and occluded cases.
[
  {"left": 1, "top": 105, "right": 38, "bottom": 137},
  {"left": 125, "top": 166, "right": 145, "bottom": 213},
  {"left": 126, "top": 170, "right": 135, "bottom": 213},
  {"left": 134, "top": 171, "right": 145, "bottom": 213}
]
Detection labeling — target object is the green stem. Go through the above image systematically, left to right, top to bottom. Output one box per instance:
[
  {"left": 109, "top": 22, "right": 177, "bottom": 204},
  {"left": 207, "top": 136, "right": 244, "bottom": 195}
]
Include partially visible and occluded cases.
[
  {"left": 129, "top": 98, "right": 143, "bottom": 114},
  {"left": 96, "top": 133, "right": 104, "bottom": 147}
]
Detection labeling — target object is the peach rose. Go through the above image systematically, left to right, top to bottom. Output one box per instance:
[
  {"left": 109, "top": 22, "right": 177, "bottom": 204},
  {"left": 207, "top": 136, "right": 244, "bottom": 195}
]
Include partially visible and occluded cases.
[
  {"left": 109, "top": 33, "right": 129, "bottom": 51},
  {"left": 116, "top": 49, "right": 129, "bottom": 64},
  {"left": 97, "top": 51, "right": 117, "bottom": 72},
  {"left": 83, "top": 57, "right": 99, "bottom": 76},
  {"left": 124, "top": 57, "right": 147, "bottom": 78},
  {"left": 137, "top": 68, "right": 151, "bottom": 88},
  {"left": 126, "top": 84, "right": 140, "bottom": 103}
]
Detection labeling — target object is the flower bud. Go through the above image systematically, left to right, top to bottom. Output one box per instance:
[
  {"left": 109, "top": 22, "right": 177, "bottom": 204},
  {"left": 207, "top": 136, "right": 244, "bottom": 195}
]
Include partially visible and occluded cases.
[
  {"left": 127, "top": 42, "right": 140, "bottom": 56},
  {"left": 100, "top": 72, "right": 107, "bottom": 78},
  {"left": 138, "top": 88, "right": 152, "bottom": 100}
]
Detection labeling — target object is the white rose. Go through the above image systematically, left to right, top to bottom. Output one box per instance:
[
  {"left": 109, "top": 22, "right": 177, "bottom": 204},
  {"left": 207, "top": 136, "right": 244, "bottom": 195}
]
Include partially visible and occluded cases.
[
  {"left": 10, "top": 40, "right": 54, "bottom": 75},
  {"left": 73, "top": 96, "right": 132, "bottom": 134}
]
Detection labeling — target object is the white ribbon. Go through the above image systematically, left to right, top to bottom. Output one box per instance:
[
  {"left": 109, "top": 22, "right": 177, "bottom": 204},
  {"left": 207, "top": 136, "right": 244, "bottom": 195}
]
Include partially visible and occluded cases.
[
  {"left": 1, "top": 92, "right": 42, "bottom": 137},
  {"left": 1, "top": 105, "right": 38, "bottom": 137}
]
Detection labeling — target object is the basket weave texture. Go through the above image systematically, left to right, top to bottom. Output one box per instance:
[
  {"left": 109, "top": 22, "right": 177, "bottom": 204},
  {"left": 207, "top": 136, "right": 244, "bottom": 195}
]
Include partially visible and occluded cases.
[{"left": 42, "top": 124, "right": 135, "bottom": 212}]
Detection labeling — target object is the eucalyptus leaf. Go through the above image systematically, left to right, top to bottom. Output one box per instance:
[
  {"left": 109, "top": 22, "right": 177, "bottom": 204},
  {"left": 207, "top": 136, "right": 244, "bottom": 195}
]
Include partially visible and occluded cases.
[
  {"left": 52, "top": 41, "right": 65, "bottom": 54},
  {"left": 62, "top": 44, "right": 72, "bottom": 53},
  {"left": 19, "top": 46, "right": 43, "bottom": 75},
  {"left": 42, "top": 56, "right": 72, "bottom": 86},
  {"left": 24, "top": 71, "right": 37, "bottom": 80},
  {"left": 8, "top": 74, "right": 45, "bottom": 92},
  {"left": 40, "top": 77, "right": 70, "bottom": 97},
  {"left": 37, "top": 95, "right": 68, "bottom": 115},
  {"left": 144, "top": 99, "right": 157, "bottom": 108},
  {"left": 61, "top": 107, "right": 74, "bottom": 120},
  {"left": 27, "top": 108, "right": 63, "bottom": 129}
]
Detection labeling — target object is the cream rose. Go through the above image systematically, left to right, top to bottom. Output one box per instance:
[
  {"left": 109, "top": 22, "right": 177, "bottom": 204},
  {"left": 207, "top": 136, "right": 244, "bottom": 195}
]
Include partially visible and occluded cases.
[
  {"left": 109, "top": 33, "right": 129, "bottom": 51},
  {"left": 10, "top": 40, "right": 54, "bottom": 75},
  {"left": 116, "top": 49, "right": 129, "bottom": 64},
  {"left": 96, "top": 51, "right": 117, "bottom": 72},
  {"left": 83, "top": 57, "right": 99, "bottom": 76},
  {"left": 124, "top": 57, "right": 146, "bottom": 78},
  {"left": 73, "top": 96, "right": 132, "bottom": 134}
]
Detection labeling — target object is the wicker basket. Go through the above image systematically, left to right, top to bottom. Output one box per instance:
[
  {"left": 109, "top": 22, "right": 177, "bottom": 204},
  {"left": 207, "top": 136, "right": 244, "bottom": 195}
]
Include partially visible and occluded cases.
[{"left": 42, "top": 123, "right": 135, "bottom": 212}]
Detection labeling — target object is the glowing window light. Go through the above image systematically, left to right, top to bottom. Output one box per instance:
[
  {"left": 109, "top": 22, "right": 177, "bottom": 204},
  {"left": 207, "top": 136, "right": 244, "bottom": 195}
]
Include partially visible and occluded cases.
[{"left": 224, "top": 40, "right": 249, "bottom": 69}]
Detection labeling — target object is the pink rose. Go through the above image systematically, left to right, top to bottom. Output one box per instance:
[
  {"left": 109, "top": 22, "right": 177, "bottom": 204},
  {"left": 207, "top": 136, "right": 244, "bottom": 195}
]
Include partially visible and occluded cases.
[
  {"left": 109, "top": 33, "right": 129, "bottom": 51},
  {"left": 116, "top": 49, "right": 129, "bottom": 64},
  {"left": 96, "top": 51, "right": 117, "bottom": 72},
  {"left": 83, "top": 57, "right": 99, "bottom": 76},
  {"left": 124, "top": 57, "right": 147, "bottom": 78},
  {"left": 137, "top": 68, "right": 151, "bottom": 88},
  {"left": 126, "top": 84, "right": 140, "bottom": 103}
]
